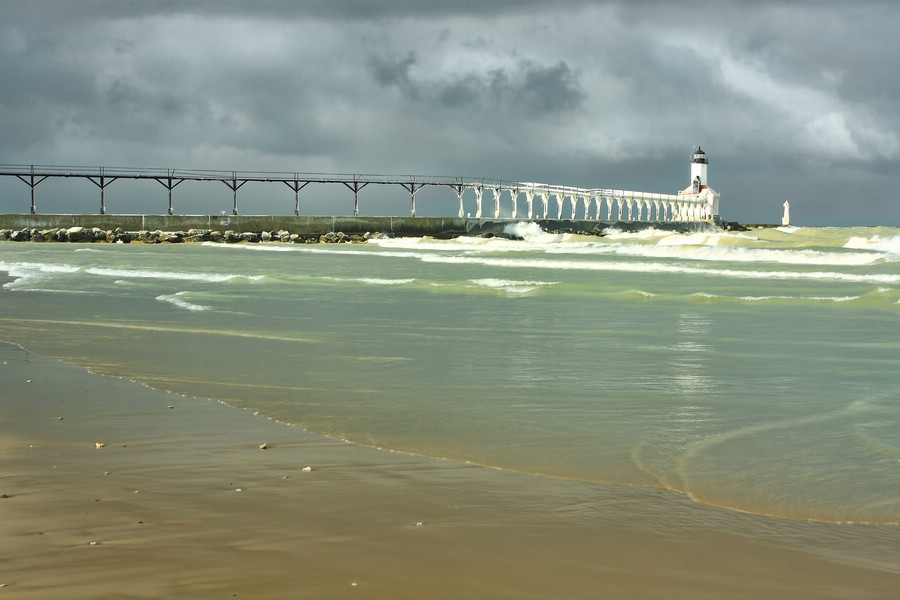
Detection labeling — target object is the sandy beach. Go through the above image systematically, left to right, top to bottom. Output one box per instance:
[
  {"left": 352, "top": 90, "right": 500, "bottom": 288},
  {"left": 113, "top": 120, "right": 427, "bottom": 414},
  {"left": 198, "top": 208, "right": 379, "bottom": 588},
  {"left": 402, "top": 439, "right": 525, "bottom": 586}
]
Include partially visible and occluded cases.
[{"left": 1, "top": 341, "right": 898, "bottom": 599}]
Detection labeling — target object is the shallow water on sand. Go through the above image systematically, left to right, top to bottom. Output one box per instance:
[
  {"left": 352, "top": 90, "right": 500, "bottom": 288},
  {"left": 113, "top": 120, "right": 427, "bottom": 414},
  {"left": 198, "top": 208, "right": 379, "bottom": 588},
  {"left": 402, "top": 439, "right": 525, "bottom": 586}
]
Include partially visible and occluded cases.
[
  {"left": 1, "top": 224, "right": 898, "bottom": 525},
  {"left": 2, "top": 340, "right": 900, "bottom": 598}
]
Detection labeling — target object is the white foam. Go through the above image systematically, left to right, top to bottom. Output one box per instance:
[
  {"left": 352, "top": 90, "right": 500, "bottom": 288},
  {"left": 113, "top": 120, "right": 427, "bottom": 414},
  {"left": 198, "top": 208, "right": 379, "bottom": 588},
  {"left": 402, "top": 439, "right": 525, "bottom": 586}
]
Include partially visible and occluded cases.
[
  {"left": 503, "top": 222, "right": 568, "bottom": 243},
  {"left": 601, "top": 227, "right": 672, "bottom": 241},
  {"left": 655, "top": 232, "right": 712, "bottom": 246},
  {"left": 511, "top": 233, "right": 881, "bottom": 267},
  {"left": 844, "top": 234, "right": 900, "bottom": 256},
  {"left": 369, "top": 235, "right": 531, "bottom": 254},
  {"left": 201, "top": 241, "right": 295, "bottom": 252},
  {"left": 558, "top": 241, "right": 869, "bottom": 266},
  {"left": 661, "top": 244, "right": 880, "bottom": 266},
  {"left": 420, "top": 254, "right": 900, "bottom": 284},
  {"left": 0, "top": 261, "right": 81, "bottom": 288},
  {"left": 85, "top": 267, "right": 262, "bottom": 283},
  {"left": 321, "top": 276, "right": 416, "bottom": 286},
  {"left": 358, "top": 277, "right": 416, "bottom": 285},
  {"left": 468, "top": 278, "right": 559, "bottom": 294},
  {"left": 155, "top": 291, "right": 211, "bottom": 312},
  {"left": 690, "top": 292, "right": 723, "bottom": 301},
  {"left": 738, "top": 295, "right": 859, "bottom": 302},
  {"left": 811, "top": 296, "right": 858, "bottom": 302}
]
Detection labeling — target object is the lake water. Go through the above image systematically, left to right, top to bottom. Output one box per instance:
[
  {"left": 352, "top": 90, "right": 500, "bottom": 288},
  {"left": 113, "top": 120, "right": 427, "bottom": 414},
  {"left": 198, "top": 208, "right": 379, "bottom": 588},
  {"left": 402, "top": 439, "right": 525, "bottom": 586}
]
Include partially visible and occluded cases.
[{"left": 1, "top": 223, "right": 898, "bottom": 525}]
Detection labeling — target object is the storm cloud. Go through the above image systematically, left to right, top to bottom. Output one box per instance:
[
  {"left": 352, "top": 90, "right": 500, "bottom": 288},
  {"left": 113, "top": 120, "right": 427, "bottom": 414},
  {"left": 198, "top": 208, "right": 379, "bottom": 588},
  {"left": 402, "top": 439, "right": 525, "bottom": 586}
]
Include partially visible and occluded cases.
[
  {"left": 1, "top": 0, "right": 898, "bottom": 224},
  {"left": 370, "top": 53, "right": 584, "bottom": 114}
]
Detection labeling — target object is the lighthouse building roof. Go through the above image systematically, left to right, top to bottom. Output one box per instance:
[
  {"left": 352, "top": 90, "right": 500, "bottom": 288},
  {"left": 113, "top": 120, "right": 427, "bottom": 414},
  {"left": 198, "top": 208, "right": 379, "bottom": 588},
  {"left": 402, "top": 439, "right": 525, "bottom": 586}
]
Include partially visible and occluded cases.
[{"left": 691, "top": 146, "right": 707, "bottom": 163}]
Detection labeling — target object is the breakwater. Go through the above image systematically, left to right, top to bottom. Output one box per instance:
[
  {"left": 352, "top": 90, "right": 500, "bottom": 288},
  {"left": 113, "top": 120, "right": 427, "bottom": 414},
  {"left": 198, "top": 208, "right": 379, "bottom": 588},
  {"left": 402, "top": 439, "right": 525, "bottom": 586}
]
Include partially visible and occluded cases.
[{"left": 0, "top": 214, "right": 718, "bottom": 243}]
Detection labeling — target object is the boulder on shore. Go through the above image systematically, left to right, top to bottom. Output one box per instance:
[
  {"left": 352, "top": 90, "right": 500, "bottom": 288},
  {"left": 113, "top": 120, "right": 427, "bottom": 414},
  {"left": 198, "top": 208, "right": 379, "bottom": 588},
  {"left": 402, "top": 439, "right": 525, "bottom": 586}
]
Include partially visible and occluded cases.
[{"left": 66, "top": 226, "right": 89, "bottom": 242}]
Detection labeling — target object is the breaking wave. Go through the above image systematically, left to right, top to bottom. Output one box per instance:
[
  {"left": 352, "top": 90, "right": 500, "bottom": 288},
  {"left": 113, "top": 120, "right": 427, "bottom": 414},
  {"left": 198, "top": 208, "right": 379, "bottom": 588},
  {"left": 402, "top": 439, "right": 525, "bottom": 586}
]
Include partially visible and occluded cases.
[
  {"left": 845, "top": 234, "right": 900, "bottom": 256},
  {"left": 419, "top": 254, "right": 900, "bottom": 285},
  {"left": 0, "top": 261, "right": 81, "bottom": 288},
  {"left": 85, "top": 267, "right": 263, "bottom": 283},
  {"left": 321, "top": 276, "right": 417, "bottom": 286},
  {"left": 467, "top": 278, "right": 559, "bottom": 294},
  {"left": 156, "top": 291, "right": 212, "bottom": 312}
]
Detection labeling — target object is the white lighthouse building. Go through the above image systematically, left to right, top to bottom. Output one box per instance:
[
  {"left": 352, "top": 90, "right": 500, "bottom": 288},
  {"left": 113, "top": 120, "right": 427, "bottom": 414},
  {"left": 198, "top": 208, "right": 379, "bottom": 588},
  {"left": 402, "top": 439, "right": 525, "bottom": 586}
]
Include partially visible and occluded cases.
[{"left": 678, "top": 146, "right": 720, "bottom": 222}]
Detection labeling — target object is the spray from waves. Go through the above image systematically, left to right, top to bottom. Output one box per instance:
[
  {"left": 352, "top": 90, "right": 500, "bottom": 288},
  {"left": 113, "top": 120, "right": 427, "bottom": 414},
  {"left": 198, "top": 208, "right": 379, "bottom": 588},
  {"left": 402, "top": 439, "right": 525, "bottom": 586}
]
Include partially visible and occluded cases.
[
  {"left": 503, "top": 222, "right": 568, "bottom": 243},
  {"left": 844, "top": 234, "right": 900, "bottom": 256},
  {"left": 84, "top": 267, "right": 263, "bottom": 283},
  {"left": 155, "top": 291, "right": 211, "bottom": 312}
]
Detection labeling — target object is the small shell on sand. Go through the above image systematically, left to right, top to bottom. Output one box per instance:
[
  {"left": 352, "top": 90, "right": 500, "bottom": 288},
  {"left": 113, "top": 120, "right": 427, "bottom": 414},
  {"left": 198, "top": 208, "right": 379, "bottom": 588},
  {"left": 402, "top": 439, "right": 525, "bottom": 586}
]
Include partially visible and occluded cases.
[
  {"left": 94, "top": 442, "right": 105, "bottom": 448},
  {"left": 258, "top": 443, "right": 268, "bottom": 450},
  {"left": 301, "top": 466, "right": 313, "bottom": 472}
]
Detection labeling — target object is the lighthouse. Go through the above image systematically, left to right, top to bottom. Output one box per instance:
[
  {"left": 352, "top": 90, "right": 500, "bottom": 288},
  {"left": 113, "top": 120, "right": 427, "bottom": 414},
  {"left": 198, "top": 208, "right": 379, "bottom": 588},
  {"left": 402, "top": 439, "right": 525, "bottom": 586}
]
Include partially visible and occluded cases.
[
  {"left": 679, "top": 146, "right": 720, "bottom": 222},
  {"left": 690, "top": 146, "right": 708, "bottom": 193}
]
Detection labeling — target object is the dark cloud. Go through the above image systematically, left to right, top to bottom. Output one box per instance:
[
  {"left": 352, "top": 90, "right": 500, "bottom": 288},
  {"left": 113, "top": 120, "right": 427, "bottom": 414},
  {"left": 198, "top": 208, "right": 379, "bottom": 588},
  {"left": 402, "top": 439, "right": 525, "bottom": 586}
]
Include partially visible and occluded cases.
[
  {"left": 4, "top": 0, "right": 596, "bottom": 21},
  {"left": 1, "top": 1, "right": 898, "bottom": 225},
  {"left": 368, "top": 54, "right": 584, "bottom": 116},
  {"left": 512, "top": 61, "right": 584, "bottom": 114}
]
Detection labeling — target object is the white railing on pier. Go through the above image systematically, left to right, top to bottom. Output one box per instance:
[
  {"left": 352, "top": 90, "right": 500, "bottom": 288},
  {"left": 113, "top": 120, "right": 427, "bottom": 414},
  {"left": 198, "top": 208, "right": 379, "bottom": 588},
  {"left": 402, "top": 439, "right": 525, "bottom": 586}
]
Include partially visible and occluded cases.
[{"left": 0, "top": 164, "right": 718, "bottom": 222}]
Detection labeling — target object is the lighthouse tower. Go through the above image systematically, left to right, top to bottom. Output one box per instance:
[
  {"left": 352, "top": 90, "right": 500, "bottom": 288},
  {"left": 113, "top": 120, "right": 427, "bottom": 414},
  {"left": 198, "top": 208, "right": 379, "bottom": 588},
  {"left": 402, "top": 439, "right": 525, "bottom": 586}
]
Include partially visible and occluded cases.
[
  {"left": 679, "top": 145, "right": 720, "bottom": 222},
  {"left": 690, "top": 146, "right": 708, "bottom": 193}
]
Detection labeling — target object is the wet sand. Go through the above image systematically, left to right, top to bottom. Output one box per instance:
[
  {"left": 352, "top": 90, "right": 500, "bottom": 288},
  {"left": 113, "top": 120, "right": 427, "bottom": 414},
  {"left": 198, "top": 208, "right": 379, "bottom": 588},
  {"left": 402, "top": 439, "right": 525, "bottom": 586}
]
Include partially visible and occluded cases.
[{"left": 1, "top": 342, "right": 898, "bottom": 599}]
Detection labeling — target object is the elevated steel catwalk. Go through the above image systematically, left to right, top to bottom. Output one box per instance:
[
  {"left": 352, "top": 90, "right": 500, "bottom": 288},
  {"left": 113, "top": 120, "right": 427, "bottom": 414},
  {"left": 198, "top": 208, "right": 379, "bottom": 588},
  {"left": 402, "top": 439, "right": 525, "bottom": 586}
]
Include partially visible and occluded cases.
[{"left": 0, "top": 164, "right": 716, "bottom": 223}]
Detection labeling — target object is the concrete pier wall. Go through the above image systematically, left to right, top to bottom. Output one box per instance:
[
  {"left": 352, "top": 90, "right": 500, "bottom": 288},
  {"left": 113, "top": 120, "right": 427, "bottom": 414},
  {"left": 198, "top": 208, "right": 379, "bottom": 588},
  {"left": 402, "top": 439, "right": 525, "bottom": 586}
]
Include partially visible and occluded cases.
[{"left": 1, "top": 214, "right": 718, "bottom": 238}]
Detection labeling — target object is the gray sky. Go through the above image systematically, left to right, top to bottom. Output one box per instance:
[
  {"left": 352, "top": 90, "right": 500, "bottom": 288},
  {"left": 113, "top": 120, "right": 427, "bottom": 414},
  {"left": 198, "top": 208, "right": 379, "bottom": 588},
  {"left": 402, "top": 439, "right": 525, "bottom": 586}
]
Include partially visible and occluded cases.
[{"left": 1, "top": 0, "right": 898, "bottom": 225}]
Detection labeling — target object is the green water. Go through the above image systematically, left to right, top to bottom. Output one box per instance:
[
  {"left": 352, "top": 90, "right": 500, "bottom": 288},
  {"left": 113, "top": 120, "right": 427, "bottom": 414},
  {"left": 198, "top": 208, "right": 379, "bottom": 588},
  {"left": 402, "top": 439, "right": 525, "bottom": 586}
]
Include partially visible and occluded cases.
[{"left": 1, "top": 224, "right": 898, "bottom": 523}]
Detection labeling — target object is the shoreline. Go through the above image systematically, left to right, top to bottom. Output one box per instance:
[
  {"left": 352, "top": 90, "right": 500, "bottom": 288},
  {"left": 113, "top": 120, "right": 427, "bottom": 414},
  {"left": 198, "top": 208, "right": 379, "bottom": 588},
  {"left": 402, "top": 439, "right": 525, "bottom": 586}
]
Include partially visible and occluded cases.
[{"left": 2, "top": 341, "right": 899, "bottom": 598}]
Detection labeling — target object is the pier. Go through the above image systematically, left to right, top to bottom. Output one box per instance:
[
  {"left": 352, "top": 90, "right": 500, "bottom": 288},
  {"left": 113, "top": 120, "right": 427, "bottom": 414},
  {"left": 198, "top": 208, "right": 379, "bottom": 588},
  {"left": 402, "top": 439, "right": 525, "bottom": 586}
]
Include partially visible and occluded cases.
[{"left": 0, "top": 164, "right": 719, "bottom": 224}]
